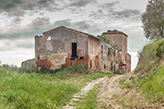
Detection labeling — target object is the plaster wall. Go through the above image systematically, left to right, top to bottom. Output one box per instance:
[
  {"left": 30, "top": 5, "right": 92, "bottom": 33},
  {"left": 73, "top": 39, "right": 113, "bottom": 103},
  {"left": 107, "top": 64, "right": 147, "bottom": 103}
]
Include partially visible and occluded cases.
[{"left": 35, "top": 26, "right": 89, "bottom": 71}]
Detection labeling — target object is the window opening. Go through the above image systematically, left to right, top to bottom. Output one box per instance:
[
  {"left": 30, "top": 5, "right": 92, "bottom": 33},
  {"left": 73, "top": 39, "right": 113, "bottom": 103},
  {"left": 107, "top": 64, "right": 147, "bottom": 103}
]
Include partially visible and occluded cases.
[
  {"left": 47, "top": 36, "right": 51, "bottom": 40},
  {"left": 71, "top": 43, "right": 78, "bottom": 60},
  {"left": 101, "top": 45, "right": 103, "bottom": 59},
  {"left": 101, "top": 45, "right": 103, "bottom": 53},
  {"left": 80, "top": 56, "right": 84, "bottom": 59},
  {"left": 90, "top": 60, "right": 92, "bottom": 68},
  {"left": 111, "top": 62, "right": 113, "bottom": 71},
  {"left": 104, "top": 64, "right": 106, "bottom": 69},
  {"left": 114, "top": 65, "right": 115, "bottom": 74}
]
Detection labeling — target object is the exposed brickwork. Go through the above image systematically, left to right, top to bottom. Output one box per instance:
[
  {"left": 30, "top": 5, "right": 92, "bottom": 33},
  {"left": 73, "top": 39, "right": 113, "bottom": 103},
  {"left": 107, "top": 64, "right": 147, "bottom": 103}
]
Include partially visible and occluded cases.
[
  {"left": 65, "top": 54, "right": 90, "bottom": 68},
  {"left": 35, "top": 59, "right": 51, "bottom": 72}
]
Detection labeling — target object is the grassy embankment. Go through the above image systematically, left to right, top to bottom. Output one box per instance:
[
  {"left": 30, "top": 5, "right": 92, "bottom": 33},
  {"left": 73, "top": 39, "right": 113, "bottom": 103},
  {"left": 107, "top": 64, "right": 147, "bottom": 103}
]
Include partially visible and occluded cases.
[
  {"left": 118, "top": 38, "right": 164, "bottom": 107},
  {"left": 134, "top": 38, "right": 164, "bottom": 103},
  {"left": 0, "top": 64, "right": 114, "bottom": 108}
]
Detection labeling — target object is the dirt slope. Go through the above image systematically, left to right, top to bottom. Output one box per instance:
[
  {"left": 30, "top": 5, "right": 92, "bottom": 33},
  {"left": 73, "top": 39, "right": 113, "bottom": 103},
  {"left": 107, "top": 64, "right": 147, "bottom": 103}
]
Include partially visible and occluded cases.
[{"left": 63, "top": 72, "right": 163, "bottom": 109}]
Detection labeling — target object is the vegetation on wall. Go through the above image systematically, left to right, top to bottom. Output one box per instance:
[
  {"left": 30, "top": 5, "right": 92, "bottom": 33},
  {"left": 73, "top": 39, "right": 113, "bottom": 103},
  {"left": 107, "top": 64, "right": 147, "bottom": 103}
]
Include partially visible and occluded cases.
[
  {"left": 97, "top": 34, "right": 110, "bottom": 43},
  {"left": 97, "top": 34, "right": 118, "bottom": 55},
  {"left": 108, "top": 45, "right": 118, "bottom": 55}
]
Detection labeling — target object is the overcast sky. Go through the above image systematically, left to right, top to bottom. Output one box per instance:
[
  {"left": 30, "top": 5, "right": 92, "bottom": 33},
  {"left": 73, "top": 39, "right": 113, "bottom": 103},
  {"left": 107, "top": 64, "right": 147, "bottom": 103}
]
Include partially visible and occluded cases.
[{"left": 0, "top": 0, "right": 149, "bottom": 71}]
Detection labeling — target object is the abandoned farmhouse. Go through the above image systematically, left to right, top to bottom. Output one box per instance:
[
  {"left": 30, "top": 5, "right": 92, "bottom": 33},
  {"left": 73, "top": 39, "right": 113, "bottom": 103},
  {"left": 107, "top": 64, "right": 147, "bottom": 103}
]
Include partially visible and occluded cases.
[{"left": 22, "top": 26, "right": 131, "bottom": 73}]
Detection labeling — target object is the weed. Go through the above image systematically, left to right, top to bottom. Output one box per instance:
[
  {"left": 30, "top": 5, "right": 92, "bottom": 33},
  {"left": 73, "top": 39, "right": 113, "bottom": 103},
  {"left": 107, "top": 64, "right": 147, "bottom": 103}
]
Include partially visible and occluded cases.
[
  {"left": 115, "top": 70, "right": 124, "bottom": 75},
  {"left": 129, "top": 76, "right": 135, "bottom": 80},
  {"left": 119, "top": 79, "right": 125, "bottom": 85},
  {"left": 123, "top": 83, "right": 133, "bottom": 89}
]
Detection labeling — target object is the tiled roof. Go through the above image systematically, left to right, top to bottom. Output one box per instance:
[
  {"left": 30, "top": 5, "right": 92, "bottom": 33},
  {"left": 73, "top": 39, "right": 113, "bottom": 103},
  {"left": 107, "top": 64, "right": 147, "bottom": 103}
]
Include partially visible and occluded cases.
[{"left": 102, "top": 30, "right": 128, "bottom": 37}]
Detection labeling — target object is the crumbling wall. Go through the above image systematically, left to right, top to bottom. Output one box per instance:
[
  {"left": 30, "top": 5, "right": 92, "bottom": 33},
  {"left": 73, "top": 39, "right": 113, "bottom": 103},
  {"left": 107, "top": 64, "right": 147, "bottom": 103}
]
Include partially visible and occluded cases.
[
  {"left": 34, "top": 26, "right": 131, "bottom": 73},
  {"left": 35, "top": 26, "right": 89, "bottom": 72},
  {"left": 88, "top": 36, "right": 100, "bottom": 70},
  {"left": 98, "top": 41, "right": 113, "bottom": 72},
  {"left": 126, "top": 53, "right": 131, "bottom": 73},
  {"left": 22, "top": 58, "right": 35, "bottom": 69}
]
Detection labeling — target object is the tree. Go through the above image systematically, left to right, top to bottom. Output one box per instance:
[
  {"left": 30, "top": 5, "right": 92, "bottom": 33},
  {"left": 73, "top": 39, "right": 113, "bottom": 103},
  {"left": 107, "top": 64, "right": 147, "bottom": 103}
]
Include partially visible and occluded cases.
[{"left": 142, "top": 0, "right": 164, "bottom": 40}]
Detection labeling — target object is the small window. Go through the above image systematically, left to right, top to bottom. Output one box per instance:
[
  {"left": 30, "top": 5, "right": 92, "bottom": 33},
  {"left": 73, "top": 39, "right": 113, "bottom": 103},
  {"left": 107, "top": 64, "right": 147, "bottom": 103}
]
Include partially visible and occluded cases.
[
  {"left": 101, "top": 45, "right": 103, "bottom": 53},
  {"left": 104, "top": 64, "right": 106, "bottom": 69}
]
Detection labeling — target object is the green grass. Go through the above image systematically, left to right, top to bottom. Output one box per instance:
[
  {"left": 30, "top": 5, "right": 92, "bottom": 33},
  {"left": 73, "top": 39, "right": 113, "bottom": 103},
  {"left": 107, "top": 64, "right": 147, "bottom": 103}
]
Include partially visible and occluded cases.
[
  {"left": 0, "top": 65, "right": 114, "bottom": 108},
  {"left": 137, "top": 65, "right": 164, "bottom": 103},
  {"left": 119, "top": 79, "right": 133, "bottom": 89},
  {"left": 74, "top": 85, "right": 100, "bottom": 109}
]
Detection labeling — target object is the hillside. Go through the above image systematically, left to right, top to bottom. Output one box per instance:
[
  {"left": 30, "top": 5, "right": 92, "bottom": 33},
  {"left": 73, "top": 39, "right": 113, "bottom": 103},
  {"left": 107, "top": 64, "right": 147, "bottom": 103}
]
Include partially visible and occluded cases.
[
  {"left": 111, "top": 38, "right": 164, "bottom": 108},
  {"left": 135, "top": 38, "right": 164, "bottom": 74}
]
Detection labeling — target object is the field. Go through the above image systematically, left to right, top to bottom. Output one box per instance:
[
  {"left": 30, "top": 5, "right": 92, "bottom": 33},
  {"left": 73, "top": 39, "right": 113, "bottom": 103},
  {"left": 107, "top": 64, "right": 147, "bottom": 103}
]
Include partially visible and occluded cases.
[{"left": 0, "top": 64, "right": 114, "bottom": 108}]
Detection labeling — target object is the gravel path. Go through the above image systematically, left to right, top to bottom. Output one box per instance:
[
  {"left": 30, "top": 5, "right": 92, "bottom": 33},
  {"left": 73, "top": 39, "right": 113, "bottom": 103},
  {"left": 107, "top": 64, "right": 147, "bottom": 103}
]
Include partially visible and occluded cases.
[{"left": 62, "top": 76, "right": 108, "bottom": 109}]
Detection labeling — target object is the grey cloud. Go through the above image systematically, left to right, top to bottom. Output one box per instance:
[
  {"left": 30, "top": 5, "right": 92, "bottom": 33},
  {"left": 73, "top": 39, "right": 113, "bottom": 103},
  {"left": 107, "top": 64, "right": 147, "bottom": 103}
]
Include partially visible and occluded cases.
[
  {"left": 0, "top": 0, "right": 60, "bottom": 17},
  {"left": 0, "top": 0, "right": 22, "bottom": 10},
  {"left": 38, "top": 0, "right": 51, "bottom": 4},
  {"left": 69, "top": 0, "right": 97, "bottom": 7},
  {"left": 89, "top": 1, "right": 141, "bottom": 21},
  {"left": 102, "top": 1, "right": 119, "bottom": 8},
  {"left": 89, "top": 9, "right": 105, "bottom": 19},
  {"left": 112, "top": 9, "right": 141, "bottom": 19},
  {"left": 0, "top": 17, "right": 52, "bottom": 40},
  {"left": 0, "top": 18, "right": 101, "bottom": 40},
  {"left": 52, "top": 19, "right": 101, "bottom": 35},
  {"left": 16, "top": 43, "right": 34, "bottom": 49}
]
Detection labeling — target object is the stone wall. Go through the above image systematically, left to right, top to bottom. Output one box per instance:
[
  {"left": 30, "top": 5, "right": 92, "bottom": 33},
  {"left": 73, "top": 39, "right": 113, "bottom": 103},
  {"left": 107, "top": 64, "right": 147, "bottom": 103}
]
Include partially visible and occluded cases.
[{"left": 22, "top": 58, "right": 35, "bottom": 69}]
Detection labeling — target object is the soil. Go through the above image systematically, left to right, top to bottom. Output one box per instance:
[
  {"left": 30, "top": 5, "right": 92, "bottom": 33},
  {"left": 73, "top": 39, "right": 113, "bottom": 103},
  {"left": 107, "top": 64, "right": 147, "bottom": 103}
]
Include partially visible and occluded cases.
[{"left": 62, "top": 73, "right": 164, "bottom": 109}]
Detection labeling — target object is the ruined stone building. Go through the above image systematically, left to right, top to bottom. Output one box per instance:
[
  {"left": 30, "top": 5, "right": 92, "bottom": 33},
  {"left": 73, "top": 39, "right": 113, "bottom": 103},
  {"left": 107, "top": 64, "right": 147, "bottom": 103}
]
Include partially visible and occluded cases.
[{"left": 22, "top": 26, "right": 131, "bottom": 73}]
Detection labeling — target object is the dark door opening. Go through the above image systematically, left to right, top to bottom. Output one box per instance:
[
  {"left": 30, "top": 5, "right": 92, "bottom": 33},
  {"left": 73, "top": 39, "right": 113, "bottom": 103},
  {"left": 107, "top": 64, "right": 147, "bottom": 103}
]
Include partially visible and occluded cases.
[{"left": 71, "top": 43, "right": 78, "bottom": 60}]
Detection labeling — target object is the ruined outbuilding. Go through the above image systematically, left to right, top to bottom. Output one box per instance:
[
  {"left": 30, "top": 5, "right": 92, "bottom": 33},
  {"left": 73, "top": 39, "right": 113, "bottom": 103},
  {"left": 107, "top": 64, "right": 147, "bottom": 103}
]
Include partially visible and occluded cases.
[{"left": 22, "top": 26, "right": 131, "bottom": 73}]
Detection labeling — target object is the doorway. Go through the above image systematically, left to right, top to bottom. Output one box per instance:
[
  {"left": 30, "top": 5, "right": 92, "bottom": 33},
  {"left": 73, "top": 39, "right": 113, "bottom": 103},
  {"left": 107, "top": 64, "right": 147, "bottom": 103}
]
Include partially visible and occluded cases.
[{"left": 71, "top": 43, "right": 78, "bottom": 60}]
